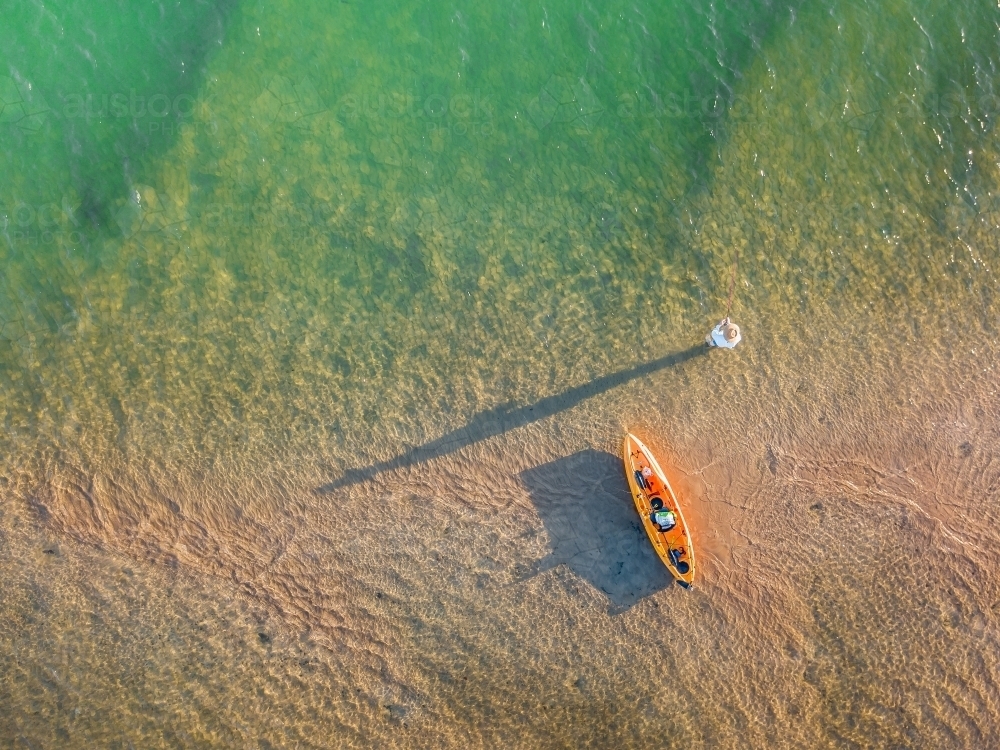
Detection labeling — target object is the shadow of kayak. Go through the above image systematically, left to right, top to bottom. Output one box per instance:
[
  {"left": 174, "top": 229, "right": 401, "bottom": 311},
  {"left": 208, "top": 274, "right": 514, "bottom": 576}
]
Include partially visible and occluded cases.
[{"left": 518, "top": 449, "right": 675, "bottom": 613}]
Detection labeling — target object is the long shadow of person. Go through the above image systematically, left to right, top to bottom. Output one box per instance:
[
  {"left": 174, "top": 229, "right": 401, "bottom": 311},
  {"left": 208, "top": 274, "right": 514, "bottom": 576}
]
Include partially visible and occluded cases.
[
  {"left": 317, "top": 344, "right": 707, "bottom": 492},
  {"left": 519, "top": 449, "right": 674, "bottom": 613}
]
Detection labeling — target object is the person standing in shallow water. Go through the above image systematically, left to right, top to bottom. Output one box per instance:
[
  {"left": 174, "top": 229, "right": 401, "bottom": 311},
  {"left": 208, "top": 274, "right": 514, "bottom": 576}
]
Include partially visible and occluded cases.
[{"left": 706, "top": 317, "right": 742, "bottom": 349}]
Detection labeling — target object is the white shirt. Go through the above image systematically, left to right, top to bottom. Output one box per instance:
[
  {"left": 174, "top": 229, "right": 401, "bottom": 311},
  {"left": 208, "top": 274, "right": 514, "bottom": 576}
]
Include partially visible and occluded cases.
[{"left": 711, "top": 324, "right": 741, "bottom": 349}]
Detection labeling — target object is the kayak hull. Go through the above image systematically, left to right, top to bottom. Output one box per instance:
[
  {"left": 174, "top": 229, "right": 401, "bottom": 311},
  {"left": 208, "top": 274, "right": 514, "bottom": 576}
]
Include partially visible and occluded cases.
[{"left": 623, "top": 433, "right": 696, "bottom": 587}]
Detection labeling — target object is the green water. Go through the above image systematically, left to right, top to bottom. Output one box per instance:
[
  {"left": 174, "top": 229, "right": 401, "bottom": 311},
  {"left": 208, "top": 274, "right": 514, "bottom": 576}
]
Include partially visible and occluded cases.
[
  {"left": 1, "top": 0, "right": 791, "bottom": 462},
  {"left": 3, "top": 0, "right": 1000, "bottom": 746}
]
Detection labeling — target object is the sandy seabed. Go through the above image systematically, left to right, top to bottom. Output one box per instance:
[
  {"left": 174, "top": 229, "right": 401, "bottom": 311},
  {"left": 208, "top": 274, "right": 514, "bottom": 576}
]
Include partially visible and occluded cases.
[
  {"left": 3, "top": 0, "right": 1000, "bottom": 746},
  {"left": 3, "top": 271, "right": 999, "bottom": 748}
]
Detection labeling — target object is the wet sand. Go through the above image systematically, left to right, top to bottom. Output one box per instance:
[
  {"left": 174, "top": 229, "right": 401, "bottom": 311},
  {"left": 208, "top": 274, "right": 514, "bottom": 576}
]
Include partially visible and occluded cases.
[
  {"left": 3, "top": 0, "right": 1000, "bottom": 746},
  {"left": 4, "top": 281, "right": 999, "bottom": 747}
]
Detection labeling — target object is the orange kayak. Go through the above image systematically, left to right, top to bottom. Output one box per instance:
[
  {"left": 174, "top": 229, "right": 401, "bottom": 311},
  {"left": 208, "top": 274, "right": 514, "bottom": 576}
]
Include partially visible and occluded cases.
[{"left": 623, "top": 433, "right": 696, "bottom": 588}]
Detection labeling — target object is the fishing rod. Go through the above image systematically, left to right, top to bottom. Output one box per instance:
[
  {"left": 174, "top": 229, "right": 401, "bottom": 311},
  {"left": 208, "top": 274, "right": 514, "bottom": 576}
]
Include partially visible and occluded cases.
[{"left": 726, "top": 246, "right": 739, "bottom": 319}]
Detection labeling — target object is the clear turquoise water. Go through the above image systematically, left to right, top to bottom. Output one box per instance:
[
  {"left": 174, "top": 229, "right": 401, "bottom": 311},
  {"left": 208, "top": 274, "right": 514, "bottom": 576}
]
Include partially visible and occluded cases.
[{"left": 3, "top": 0, "right": 1000, "bottom": 746}]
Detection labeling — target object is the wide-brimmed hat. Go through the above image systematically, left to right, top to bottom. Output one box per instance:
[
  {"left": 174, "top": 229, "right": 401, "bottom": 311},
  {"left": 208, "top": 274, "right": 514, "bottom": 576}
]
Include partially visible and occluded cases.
[{"left": 723, "top": 322, "right": 741, "bottom": 340}]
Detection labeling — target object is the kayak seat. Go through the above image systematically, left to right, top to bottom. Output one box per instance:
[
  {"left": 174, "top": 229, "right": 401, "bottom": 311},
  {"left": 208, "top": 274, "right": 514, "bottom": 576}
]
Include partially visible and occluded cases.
[{"left": 634, "top": 469, "right": 648, "bottom": 490}]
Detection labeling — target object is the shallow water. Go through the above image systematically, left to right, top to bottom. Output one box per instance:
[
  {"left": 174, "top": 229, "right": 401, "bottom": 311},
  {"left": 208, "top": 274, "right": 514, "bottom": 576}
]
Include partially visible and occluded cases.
[{"left": 2, "top": 0, "right": 1000, "bottom": 746}]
